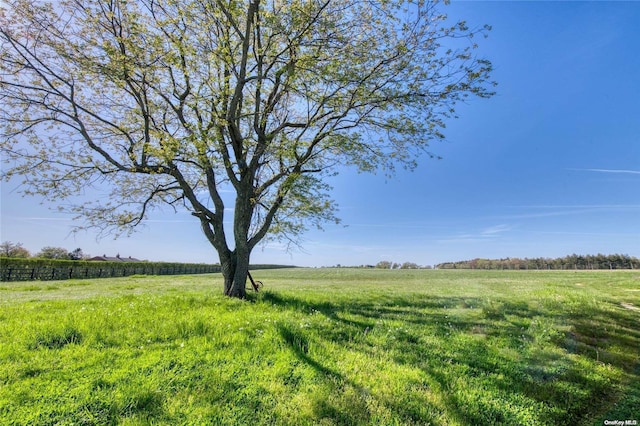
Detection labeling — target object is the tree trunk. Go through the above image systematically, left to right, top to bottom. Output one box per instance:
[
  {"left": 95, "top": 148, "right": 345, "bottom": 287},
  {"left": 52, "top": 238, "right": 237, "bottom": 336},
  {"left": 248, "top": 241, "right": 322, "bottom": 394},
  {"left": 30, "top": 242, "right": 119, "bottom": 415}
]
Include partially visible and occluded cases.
[
  {"left": 220, "top": 180, "right": 254, "bottom": 299},
  {"left": 221, "top": 250, "right": 249, "bottom": 299}
]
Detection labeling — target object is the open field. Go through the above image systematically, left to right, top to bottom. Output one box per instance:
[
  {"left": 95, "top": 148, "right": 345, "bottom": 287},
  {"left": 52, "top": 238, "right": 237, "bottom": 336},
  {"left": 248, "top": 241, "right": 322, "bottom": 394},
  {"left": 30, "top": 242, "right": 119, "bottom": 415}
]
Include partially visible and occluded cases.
[{"left": 1, "top": 269, "right": 638, "bottom": 425}]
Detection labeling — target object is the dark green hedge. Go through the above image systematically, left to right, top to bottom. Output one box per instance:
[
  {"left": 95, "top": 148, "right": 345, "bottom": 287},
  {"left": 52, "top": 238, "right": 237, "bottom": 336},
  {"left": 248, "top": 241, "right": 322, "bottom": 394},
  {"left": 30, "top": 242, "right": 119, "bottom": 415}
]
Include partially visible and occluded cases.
[
  {"left": 0, "top": 258, "right": 220, "bottom": 281},
  {"left": 0, "top": 258, "right": 295, "bottom": 281}
]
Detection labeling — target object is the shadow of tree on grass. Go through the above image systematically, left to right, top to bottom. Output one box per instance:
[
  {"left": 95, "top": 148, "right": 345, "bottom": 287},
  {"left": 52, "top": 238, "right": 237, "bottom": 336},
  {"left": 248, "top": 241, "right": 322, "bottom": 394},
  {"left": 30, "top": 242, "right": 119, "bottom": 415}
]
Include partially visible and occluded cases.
[{"left": 261, "top": 290, "right": 640, "bottom": 425}]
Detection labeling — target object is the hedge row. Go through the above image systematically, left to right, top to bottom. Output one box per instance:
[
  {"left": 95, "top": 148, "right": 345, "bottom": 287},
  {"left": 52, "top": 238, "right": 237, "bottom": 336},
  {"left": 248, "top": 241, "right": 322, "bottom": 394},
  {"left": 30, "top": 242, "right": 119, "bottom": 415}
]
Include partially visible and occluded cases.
[
  {"left": 0, "top": 258, "right": 220, "bottom": 282},
  {"left": 0, "top": 258, "right": 295, "bottom": 282}
]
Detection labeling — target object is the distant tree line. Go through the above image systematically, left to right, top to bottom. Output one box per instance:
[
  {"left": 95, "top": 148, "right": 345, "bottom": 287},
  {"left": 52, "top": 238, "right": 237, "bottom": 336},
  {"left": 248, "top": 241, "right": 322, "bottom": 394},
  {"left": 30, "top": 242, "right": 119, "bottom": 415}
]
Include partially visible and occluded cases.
[{"left": 435, "top": 254, "right": 640, "bottom": 270}]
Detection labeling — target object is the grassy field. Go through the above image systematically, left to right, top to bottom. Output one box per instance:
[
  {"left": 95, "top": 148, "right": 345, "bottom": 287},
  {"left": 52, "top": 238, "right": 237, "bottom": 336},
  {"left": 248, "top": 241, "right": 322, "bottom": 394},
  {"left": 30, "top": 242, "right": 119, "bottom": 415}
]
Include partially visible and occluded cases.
[{"left": 0, "top": 268, "right": 638, "bottom": 425}]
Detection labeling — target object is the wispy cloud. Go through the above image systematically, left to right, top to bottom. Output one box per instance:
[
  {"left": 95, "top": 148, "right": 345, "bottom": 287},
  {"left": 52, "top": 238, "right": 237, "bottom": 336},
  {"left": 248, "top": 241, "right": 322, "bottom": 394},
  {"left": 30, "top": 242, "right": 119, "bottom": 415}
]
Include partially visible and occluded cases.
[
  {"left": 569, "top": 168, "right": 640, "bottom": 175},
  {"left": 495, "top": 204, "right": 640, "bottom": 220},
  {"left": 13, "top": 216, "right": 72, "bottom": 222},
  {"left": 345, "top": 222, "right": 447, "bottom": 230},
  {"left": 437, "top": 224, "right": 513, "bottom": 244},
  {"left": 480, "top": 224, "right": 512, "bottom": 236},
  {"left": 523, "top": 230, "right": 640, "bottom": 238}
]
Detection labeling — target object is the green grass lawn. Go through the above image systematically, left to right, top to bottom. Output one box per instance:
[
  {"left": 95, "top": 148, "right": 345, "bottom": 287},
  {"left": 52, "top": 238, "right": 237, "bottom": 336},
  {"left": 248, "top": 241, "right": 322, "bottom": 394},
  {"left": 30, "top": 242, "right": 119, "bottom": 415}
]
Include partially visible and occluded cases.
[{"left": 1, "top": 269, "right": 638, "bottom": 425}]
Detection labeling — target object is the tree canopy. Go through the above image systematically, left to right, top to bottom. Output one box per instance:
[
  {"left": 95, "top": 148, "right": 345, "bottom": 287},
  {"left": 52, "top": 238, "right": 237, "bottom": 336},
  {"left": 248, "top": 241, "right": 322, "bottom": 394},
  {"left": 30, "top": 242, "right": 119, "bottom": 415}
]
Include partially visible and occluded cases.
[
  {"left": 1, "top": 0, "right": 494, "bottom": 297},
  {"left": 0, "top": 241, "right": 31, "bottom": 258},
  {"left": 35, "top": 246, "right": 72, "bottom": 260}
]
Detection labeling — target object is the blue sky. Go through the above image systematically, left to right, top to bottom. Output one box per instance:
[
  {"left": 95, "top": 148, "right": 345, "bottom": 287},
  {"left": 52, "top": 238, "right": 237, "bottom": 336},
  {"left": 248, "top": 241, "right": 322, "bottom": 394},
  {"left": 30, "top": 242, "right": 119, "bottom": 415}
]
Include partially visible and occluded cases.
[{"left": 1, "top": 1, "right": 639, "bottom": 267}]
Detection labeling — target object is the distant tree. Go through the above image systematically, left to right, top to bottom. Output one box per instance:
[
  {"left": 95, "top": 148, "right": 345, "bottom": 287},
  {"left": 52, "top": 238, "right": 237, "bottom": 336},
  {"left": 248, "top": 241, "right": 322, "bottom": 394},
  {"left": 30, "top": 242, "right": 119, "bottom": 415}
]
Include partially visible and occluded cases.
[
  {"left": 0, "top": 0, "right": 494, "bottom": 298},
  {"left": 0, "top": 241, "right": 31, "bottom": 258},
  {"left": 0, "top": 241, "right": 13, "bottom": 256},
  {"left": 36, "top": 246, "right": 71, "bottom": 260},
  {"left": 68, "top": 248, "right": 85, "bottom": 260},
  {"left": 376, "top": 260, "right": 393, "bottom": 269},
  {"left": 400, "top": 262, "right": 419, "bottom": 269}
]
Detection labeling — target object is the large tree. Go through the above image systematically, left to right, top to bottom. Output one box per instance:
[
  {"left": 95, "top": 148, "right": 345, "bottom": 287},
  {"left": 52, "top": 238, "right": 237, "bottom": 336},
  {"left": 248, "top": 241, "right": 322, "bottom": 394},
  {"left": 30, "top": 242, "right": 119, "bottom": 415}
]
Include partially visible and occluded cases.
[{"left": 1, "top": 0, "right": 494, "bottom": 297}]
